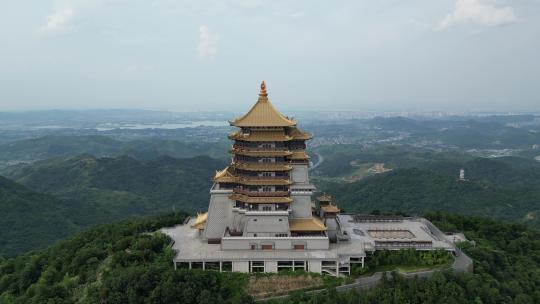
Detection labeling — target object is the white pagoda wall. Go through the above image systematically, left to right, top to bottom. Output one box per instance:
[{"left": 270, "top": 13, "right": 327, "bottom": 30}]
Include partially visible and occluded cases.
[
  {"left": 204, "top": 188, "right": 233, "bottom": 240},
  {"left": 291, "top": 192, "right": 312, "bottom": 218},
  {"left": 244, "top": 214, "right": 289, "bottom": 236},
  {"left": 221, "top": 237, "right": 329, "bottom": 250},
  {"left": 308, "top": 260, "right": 322, "bottom": 273},
  {"left": 232, "top": 261, "right": 249, "bottom": 273}
]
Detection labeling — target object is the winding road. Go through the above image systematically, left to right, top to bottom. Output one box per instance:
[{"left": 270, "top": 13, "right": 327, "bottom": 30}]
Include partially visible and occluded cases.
[
  {"left": 309, "top": 152, "right": 324, "bottom": 171},
  {"left": 257, "top": 251, "right": 473, "bottom": 302}
]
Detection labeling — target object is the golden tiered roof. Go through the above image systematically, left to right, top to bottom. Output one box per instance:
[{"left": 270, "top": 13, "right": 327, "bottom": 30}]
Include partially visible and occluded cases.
[
  {"left": 230, "top": 81, "right": 296, "bottom": 127},
  {"left": 289, "top": 127, "right": 313, "bottom": 140},
  {"left": 228, "top": 130, "right": 293, "bottom": 142},
  {"left": 230, "top": 148, "right": 293, "bottom": 157},
  {"left": 289, "top": 151, "right": 310, "bottom": 160},
  {"left": 232, "top": 162, "right": 292, "bottom": 171},
  {"left": 214, "top": 167, "right": 236, "bottom": 183},
  {"left": 235, "top": 177, "right": 292, "bottom": 186},
  {"left": 229, "top": 193, "right": 292, "bottom": 204},
  {"left": 321, "top": 204, "right": 340, "bottom": 213},
  {"left": 190, "top": 212, "right": 208, "bottom": 230},
  {"left": 289, "top": 218, "right": 327, "bottom": 232}
]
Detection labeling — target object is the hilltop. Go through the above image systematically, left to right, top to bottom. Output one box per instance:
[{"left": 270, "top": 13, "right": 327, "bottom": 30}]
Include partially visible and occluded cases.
[{"left": 1, "top": 212, "right": 540, "bottom": 303}]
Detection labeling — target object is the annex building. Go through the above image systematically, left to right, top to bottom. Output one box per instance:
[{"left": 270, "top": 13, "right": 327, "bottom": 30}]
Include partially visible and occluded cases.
[{"left": 163, "top": 82, "right": 454, "bottom": 276}]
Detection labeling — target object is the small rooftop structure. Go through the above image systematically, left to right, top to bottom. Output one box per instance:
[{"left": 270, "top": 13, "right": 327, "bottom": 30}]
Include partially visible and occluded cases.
[
  {"left": 317, "top": 194, "right": 332, "bottom": 204},
  {"left": 321, "top": 204, "right": 340, "bottom": 213},
  {"left": 190, "top": 212, "right": 208, "bottom": 230},
  {"left": 289, "top": 218, "right": 327, "bottom": 232}
]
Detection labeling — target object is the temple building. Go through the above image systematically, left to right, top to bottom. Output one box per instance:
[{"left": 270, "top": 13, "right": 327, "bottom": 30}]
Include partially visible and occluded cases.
[{"left": 163, "top": 82, "right": 455, "bottom": 276}]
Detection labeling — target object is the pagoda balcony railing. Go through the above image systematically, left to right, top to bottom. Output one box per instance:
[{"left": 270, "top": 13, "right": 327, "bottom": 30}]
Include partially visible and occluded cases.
[
  {"left": 232, "top": 146, "right": 289, "bottom": 152},
  {"left": 234, "top": 160, "right": 288, "bottom": 164},
  {"left": 235, "top": 175, "right": 289, "bottom": 180},
  {"left": 233, "top": 188, "right": 289, "bottom": 197}
]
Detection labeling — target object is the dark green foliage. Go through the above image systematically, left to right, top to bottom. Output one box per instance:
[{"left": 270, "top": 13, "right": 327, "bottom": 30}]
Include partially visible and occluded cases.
[
  {"left": 0, "top": 135, "right": 229, "bottom": 166},
  {"left": 313, "top": 145, "right": 474, "bottom": 178},
  {"left": 0, "top": 154, "right": 224, "bottom": 256},
  {"left": 6, "top": 154, "right": 224, "bottom": 213},
  {"left": 318, "top": 166, "right": 540, "bottom": 228},
  {"left": 0, "top": 176, "right": 91, "bottom": 257},
  {"left": 0, "top": 213, "right": 252, "bottom": 303},
  {"left": 273, "top": 213, "right": 540, "bottom": 304},
  {"left": 364, "top": 249, "right": 452, "bottom": 270}
]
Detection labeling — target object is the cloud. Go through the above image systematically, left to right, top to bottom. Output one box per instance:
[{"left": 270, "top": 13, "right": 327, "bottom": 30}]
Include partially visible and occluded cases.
[
  {"left": 439, "top": 0, "right": 516, "bottom": 30},
  {"left": 39, "top": 4, "right": 75, "bottom": 33},
  {"left": 197, "top": 25, "right": 219, "bottom": 60}
]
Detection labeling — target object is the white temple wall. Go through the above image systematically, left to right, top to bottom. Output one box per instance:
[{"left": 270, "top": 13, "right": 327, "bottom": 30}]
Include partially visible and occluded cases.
[
  {"left": 291, "top": 165, "right": 309, "bottom": 184},
  {"left": 204, "top": 189, "right": 233, "bottom": 240},
  {"left": 291, "top": 193, "right": 312, "bottom": 218},
  {"left": 244, "top": 215, "right": 289, "bottom": 236},
  {"left": 221, "top": 237, "right": 329, "bottom": 250},
  {"left": 308, "top": 260, "right": 322, "bottom": 274},
  {"left": 232, "top": 261, "right": 249, "bottom": 273},
  {"left": 265, "top": 261, "right": 278, "bottom": 273}
]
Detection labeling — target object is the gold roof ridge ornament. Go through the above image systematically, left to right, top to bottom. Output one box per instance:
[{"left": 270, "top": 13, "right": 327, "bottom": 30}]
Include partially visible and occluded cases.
[
  {"left": 259, "top": 80, "right": 267, "bottom": 97},
  {"left": 230, "top": 81, "right": 296, "bottom": 127}
]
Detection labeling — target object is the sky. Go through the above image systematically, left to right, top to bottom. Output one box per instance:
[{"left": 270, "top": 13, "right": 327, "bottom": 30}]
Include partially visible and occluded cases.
[{"left": 0, "top": 0, "right": 539, "bottom": 112}]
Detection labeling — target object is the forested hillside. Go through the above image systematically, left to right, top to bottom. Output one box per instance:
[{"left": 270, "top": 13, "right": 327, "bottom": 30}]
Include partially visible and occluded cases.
[
  {"left": 0, "top": 135, "right": 228, "bottom": 168},
  {"left": 4, "top": 154, "right": 224, "bottom": 213},
  {"left": 0, "top": 155, "right": 225, "bottom": 256},
  {"left": 317, "top": 167, "right": 540, "bottom": 228},
  {"left": 0, "top": 177, "right": 90, "bottom": 257},
  {"left": 0, "top": 213, "right": 252, "bottom": 303}
]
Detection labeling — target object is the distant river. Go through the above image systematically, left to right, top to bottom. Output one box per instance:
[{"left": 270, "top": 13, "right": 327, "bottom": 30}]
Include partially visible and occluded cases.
[{"left": 95, "top": 121, "right": 229, "bottom": 131}]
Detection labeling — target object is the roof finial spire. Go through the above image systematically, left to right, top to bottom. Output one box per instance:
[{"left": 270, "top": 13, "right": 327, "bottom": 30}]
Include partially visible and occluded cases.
[{"left": 259, "top": 80, "right": 267, "bottom": 97}]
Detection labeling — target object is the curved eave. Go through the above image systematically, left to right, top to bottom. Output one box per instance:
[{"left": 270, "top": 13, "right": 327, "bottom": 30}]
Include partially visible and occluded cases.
[
  {"left": 230, "top": 101, "right": 296, "bottom": 128},
  {"left": 228, "top": 132, "right": 293, "bottom": 142},
  {"left": 230, "top": 148, "right": 293, "bottom": 157},
  {"left": 288, "top": 151, "right": 310, "bottom": 160}
]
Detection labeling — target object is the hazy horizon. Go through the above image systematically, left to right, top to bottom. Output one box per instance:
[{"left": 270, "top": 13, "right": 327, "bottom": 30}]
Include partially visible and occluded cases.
[{"left": 1, "top": 0, "right": 539, "bottom": 112}]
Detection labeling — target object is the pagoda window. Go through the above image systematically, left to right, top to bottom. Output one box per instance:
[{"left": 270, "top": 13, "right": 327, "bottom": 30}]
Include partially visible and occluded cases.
[
  {"left": 260, "top": 143, "right": 274, "bottom": 149},
  {"left": 261, "top": 186, "right": 273, "bottom": 192},
  {"left": 276, "top": 204, "right": 288, "bottom": 211},
  {"left": 262, "top": 206, "right": 272, "bottom": 211}
]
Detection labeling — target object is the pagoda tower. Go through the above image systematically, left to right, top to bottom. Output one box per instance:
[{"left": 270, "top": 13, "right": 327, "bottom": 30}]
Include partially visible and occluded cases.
[{"left": 200, "top": 81, "right": 324, "bottom": 244}]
